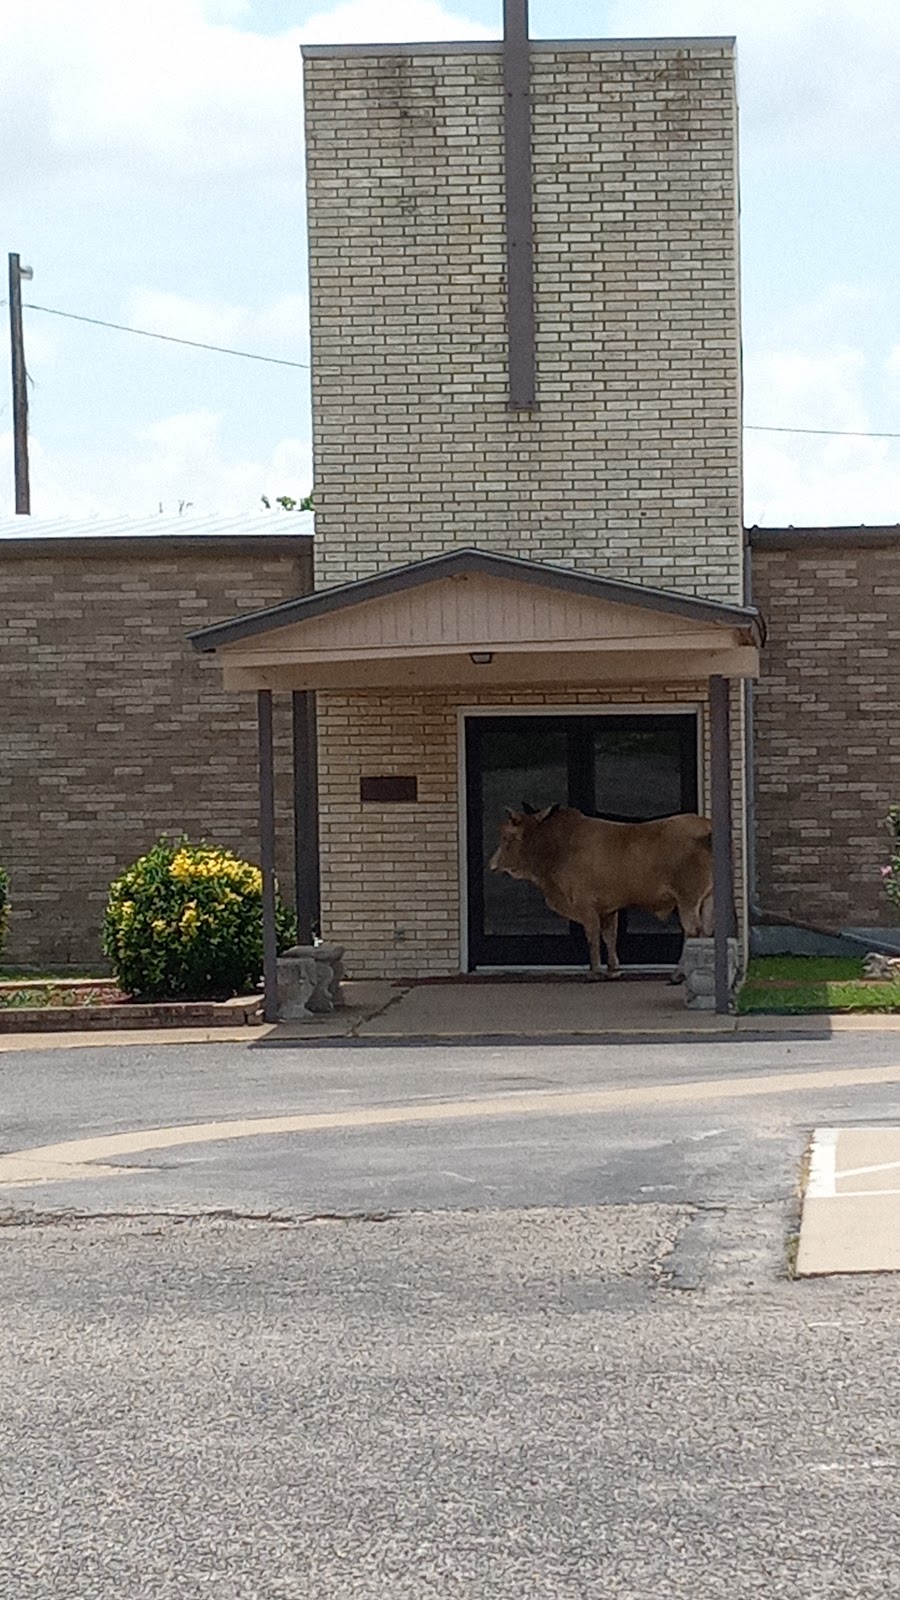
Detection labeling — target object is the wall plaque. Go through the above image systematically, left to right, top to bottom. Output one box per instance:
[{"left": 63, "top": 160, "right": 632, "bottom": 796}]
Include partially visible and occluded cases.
[{"left": 360, "top": 775, "right": 418, "bottom": 803}]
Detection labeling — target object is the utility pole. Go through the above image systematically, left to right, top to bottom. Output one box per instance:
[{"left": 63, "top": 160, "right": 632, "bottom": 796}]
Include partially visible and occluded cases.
[{"left": 8, "top": 252, "right": 33, "bottom": 515}]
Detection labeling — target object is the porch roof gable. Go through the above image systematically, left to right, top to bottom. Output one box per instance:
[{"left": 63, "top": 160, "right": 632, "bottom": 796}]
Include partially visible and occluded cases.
[{"left": 188, "top": 546, "right": 765, "bottom": 654}]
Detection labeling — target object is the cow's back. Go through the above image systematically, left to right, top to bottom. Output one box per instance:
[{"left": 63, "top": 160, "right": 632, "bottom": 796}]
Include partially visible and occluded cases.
[{"left": 530, "top": 808, "right": 711, "bottom": 915}]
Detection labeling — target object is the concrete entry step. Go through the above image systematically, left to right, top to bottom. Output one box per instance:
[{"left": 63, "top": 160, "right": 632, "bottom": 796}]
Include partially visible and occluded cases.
[
  {"left": 357, "top": 977, "right": 732, "bottom": 1037},
  {"left": 797, "top": 1126, "right": 900, "bottom": 1276}
]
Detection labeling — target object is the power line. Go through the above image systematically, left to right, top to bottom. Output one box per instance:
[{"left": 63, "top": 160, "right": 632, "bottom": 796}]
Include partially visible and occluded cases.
[
  {"left": 6, "top": 299, "right": 900, "bottom": 436},
  {"left": 20, "top": 300, "right": 310, "bottom": 369},
  {"left": 746, "top": 423, "right": 900, "bottom": 439}
]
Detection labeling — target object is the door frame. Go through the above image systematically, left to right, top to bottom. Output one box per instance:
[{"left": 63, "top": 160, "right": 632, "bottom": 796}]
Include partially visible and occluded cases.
[{"left": 457, "top": 702, "right": 705, "bottom": 973}]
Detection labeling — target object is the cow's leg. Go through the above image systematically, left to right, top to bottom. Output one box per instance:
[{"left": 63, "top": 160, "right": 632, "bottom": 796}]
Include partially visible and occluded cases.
[
  {"left": 671, "top": 893, "right": 714, "bottom": 981},
  {"left": 676, "top": 898, "right": 703, "bottom": 939},
  {"left": 671, "top": 899, "right": 703, "bottom": 983},
  {"left": 581, "top": 910, "right": 603, "bottom": 980},
  {"left": 600, "top": 910, "right": 621, "bottom": 979},
  {"left": 669, "top": 936, "right": 687, "bottom": 985}
]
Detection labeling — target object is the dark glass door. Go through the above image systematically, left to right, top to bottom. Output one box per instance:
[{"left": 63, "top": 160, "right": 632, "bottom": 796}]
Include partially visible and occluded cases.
[{"left": 465, "top": 713, "right": 698, "bottom": 970}]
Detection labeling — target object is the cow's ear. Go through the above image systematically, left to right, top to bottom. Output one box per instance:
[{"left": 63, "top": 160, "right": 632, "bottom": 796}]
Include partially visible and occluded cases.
[
  {"left": 535, "top": 803, "right": 560, "bottom": 823},
  {"left": 504, "top": 806, "right": 522, "bottom": 822}
]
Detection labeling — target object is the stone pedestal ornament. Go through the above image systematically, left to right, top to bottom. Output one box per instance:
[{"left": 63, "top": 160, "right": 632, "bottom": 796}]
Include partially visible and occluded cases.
[
  {"left": 679, "top": 937, "right": 741, "bottom": 1010},
  {"left": 276, "top": 945, "right": 346, "bottom": 1020},
  {"left": 864, "top": 953, "right": 900, "bottom": 980}
]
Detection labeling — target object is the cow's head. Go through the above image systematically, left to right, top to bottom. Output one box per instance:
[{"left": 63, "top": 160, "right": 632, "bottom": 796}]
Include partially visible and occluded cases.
[{"left": 488, "top": 805, "right": 558, "bottom": 877}]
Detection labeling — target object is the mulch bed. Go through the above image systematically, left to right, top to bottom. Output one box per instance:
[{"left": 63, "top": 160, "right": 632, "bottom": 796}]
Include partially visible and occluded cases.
[
  {"left": 0, "top": 979, "right": 262, "bottom": 1032},
  {"left": 0, "top": 979, "right": 128, "bottom": 1008}
]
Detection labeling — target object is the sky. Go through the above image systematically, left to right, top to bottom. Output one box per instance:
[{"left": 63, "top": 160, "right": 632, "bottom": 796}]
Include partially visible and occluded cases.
[{"left": 1, "top": 0, "right": 899, "bottom": 527}]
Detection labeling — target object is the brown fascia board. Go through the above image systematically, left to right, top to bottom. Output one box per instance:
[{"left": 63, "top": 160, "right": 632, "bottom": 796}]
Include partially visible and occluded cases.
[
  {"left": 749, "top": 525, "right": 900, "bottom": 549},
  {"left": 0, "top": 534, "right": 312, "bottom": 560},
  {"left": 189, "top": 546, "right": 765, "bottom": 653}
]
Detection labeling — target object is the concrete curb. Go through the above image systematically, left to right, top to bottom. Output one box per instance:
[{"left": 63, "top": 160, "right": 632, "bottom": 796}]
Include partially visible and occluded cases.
[
  {"left": 5, "top": 1008, "right": 900, "bottom": 1052},
  {"left": 0, "top": 1025, "right": 274, "bottom": 1052}
]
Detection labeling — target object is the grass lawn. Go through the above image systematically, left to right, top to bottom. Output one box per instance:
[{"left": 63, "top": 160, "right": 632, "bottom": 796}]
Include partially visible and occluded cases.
[{"left": 738, "top": 954, "right": 900, "bottom": 1014}]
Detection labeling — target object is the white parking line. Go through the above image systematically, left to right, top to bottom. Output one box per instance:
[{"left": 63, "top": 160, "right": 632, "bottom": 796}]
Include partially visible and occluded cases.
[
  {"left": 805, "top": 1127, "right": 837, "bottom": 1197},
  {"left": 836, "top": 1159, "right": 900, "bottom": 1181},
  {"left": 828, "top": 1188, "right": 900, "bottom": 1199}
]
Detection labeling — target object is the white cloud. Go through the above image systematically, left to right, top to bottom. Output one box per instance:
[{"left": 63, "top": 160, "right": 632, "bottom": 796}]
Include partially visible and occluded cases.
[
  {"left": 0, "top": 0, "right": 494, "bottom": 192},
  {"left": 0, "top": 0, "right": 303, "bottom": 184},
  {"left": 4, "top": 0, "right": 898, "bottom": 524},
  {"left": 296, "top": 0, "right": 495, "bottom": 43},
  {"left": 605, "top": 0, "right": 900, "bottom": 155},
  {"left": 742, "top": 273, "right": 900, "bottom": 525},
  {"left": 761, "top": 282, "right": 878, "bottom": 350},
  {"left": 126, "top": 289, "right": 310, "bottom": 357},
  {"left": 0, "top": 314, "right": 60, "bottom": 379},
  {"left": 744, "top": 342, "right": 900, "bottom": 525},
  {"left": 746, "top": 345, "right": 870, "bottom": 434},
  {"left": 0, "top": 411, "right": 312, "bottom": 519},
  {"left": 744, "top": 429, "right": 900, "bottom": 528}
]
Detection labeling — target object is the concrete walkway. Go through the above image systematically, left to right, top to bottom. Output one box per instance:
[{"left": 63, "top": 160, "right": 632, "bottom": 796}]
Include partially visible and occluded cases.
[
  {"left": 264, "top": 976, "right": 729, "bottom": 1044},
  {"left": 357, "top": 976, "right": 728, "bottom": 1037},
  {"left": 5, "top": 978, "right": 900, "bottom": 1050},
  {"left": 798, "top": 1126, "right": 900, "bottom": 1276}
]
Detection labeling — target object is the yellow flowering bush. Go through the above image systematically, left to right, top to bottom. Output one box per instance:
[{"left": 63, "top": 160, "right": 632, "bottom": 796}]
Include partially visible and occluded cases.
[{"left": 102, "top": 837, "right": 296, "bottom": 1000}]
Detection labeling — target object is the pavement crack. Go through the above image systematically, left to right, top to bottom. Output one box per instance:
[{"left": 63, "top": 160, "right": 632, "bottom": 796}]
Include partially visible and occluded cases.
[{"left": 658, "top": 1193, "right": 801, "bottom": 1294}]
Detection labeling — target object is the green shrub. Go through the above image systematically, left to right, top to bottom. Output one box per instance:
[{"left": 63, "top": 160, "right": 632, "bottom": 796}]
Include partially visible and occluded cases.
[
  {"left": 102, "top": 837, "right": 296, "bottom": 1001},
  {"left": 0, "top": 864, "right": 9, "bottom": 957}
]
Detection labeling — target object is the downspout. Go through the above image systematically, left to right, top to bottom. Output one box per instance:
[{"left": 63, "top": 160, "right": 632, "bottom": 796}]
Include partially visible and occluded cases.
[{"left": 743, "top": 531, "right": 761, "bottom": 922}]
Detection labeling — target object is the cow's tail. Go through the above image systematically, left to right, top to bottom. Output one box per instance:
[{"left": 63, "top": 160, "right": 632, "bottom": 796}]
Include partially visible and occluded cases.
[{"left": 685, "top": 814, "right": 713, "bottom": 844}]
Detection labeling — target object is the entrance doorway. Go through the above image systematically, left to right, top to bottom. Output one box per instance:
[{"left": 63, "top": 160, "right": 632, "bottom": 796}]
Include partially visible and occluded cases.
[{"left": 464, "top": 710, "right": 700, "bottom": 970}]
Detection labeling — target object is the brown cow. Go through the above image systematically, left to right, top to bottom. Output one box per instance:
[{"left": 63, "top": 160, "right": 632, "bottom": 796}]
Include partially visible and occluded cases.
[{"left": 488, "top": 804, "right": 713, "bottom": 979}]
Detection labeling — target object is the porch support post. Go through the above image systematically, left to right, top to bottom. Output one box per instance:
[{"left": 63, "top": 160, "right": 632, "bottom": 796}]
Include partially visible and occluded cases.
[
  {"left": 709, "top": 674, "right": 736, "bottom": 1014},
  {"left": 257, "top": 689, "right": 279, "bottom": 1024},
  {"left": 292, "top": 690, "right": 320, "bottom": 945}
]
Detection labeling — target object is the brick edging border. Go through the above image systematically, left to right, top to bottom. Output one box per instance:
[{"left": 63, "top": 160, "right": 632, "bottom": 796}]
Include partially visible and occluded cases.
[{"left": 0, "top": 999, "right": 262, "bottom": 1033}]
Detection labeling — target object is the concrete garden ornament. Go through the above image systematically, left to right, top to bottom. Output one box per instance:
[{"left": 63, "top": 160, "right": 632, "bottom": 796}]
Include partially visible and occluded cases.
[{"left": 276, "top": 945, "right": 346, "bottom": 1020}]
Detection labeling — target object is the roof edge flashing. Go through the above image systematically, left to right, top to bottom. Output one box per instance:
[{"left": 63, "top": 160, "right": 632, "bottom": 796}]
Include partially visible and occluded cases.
[
  {"left": 301, "top": 36, "right": 735, "bottom": 60},
  {"left": 751, "top": 525, "right": 900, "bottom": 549},
  {"left": 0, "top": 532, "right": 312, "bottom": 558}
]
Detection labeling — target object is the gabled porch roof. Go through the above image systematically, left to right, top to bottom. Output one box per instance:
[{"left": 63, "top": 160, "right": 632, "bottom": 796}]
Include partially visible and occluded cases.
[{"left": 189, "top": 547, "right": 763, "bottom": 691}]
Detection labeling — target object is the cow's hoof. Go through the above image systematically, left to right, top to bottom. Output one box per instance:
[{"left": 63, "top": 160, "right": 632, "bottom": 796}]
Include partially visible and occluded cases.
[
  {"left": 587, "top": 969, "right": 603, "bottom": 983},
  {"left": 605, "top": 969, "right": 623, "bottom": 982},
  {"left": 668, "top": 970, "right": 686, "bottom": 986}
]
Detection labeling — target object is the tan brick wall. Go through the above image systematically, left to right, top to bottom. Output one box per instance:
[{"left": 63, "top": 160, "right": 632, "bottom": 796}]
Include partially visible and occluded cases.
[
  {"left": 304, "top": 39, "right": 745, "bottom": 975},
  {"left": 304, "top": 40, "right": 742, "bottom": 601},
  {"left": 752, "top": 536, "right": 900, "bottom": 930},
  {"left": 0, "top": 539, "right": 310, "bottom": 967},
  {"left": 316, "top": 683, "right": 743, "bottom": 978}
]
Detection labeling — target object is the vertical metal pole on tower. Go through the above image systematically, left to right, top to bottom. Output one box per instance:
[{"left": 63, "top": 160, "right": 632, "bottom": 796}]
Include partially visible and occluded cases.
[{"left": 502, "top": 0, "right": 536, "bottom": 410}]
